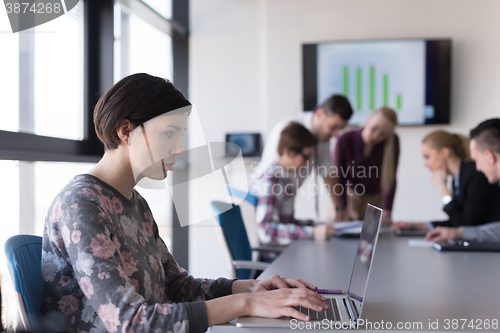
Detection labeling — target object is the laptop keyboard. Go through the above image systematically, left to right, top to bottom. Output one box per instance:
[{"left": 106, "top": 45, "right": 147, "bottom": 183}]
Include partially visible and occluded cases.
[{"left": 293, "top": 298, "right": 341, "bottom": 321}]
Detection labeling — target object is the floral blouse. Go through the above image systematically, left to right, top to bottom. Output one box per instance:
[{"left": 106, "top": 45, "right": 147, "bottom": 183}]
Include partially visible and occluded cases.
[{"left": 41, "top": 174, "right": 234, "bottom": 333}]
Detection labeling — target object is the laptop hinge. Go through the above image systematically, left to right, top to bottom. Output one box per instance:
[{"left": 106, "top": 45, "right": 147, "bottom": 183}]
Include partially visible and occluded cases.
[{"left": 344, "top": 297, "right": 358, "bottom": 323}]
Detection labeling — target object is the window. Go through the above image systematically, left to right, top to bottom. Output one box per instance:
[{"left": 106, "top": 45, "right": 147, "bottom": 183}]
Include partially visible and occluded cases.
[
  {"left": 0, "top": 0, "right": 188, "bottom": 327},
  {"left": 142, "top": 0, "right": 172, "bottom": 19},
  {"left": 0, "top": 2, "right": 85, "bottom": 140},
  {"left": 114, "top": 2, "right": 173, "bottom": 83}
]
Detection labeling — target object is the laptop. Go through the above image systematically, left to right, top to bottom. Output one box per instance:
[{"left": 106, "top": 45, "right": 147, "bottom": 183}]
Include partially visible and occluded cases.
[
  {"left": 236, "top": 204, "right": 383, "bottom": 328},
  {"left": 433, "top": 240, "right": 500, "bottom": 252}
]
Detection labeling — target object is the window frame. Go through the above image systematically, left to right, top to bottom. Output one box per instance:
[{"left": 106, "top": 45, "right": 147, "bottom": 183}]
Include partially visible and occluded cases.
[{"left": 0, "top": 0, "right": 188, "bottom": 164}]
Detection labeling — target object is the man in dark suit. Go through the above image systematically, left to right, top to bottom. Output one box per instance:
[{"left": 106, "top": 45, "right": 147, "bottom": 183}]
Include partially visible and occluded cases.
[{"left": 426, "top": 119, "right": 500, "bottom": 242}]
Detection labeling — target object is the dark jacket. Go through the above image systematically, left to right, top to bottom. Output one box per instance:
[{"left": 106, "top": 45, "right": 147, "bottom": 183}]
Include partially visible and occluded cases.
[{"left": 432, "top": 161, "right": 500, "bottom": 227}]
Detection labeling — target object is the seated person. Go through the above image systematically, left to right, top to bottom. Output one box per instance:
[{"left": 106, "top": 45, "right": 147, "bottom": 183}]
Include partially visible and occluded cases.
[
  {"left": 41, "top": 74, "right": 328, "bottom": 333},
  {"left": 332, "top": 107, "right": 399, "bottom": 225},
  {"left": 425, "top": 119, "right": 500, "bottom": 242},
  {"left": 252, "top": 122, "right": 336, "bottom": 251},
  {"left": 392, "top": 130, "right": 500, "bottom": 235}
]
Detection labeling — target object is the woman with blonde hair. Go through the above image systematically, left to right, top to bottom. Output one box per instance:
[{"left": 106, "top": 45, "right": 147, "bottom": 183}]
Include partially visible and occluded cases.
[
  {"left": 332, "top": 107, "right": 399, "bottom": 225},
  {"left": 392, "top": 129, "right": 500, "bottom": 234}
]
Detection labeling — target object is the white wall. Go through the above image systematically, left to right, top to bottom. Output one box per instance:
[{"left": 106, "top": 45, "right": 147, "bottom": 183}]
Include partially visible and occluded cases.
[{"left": 188, "top": 0, "right": 500, "bottom": 278}]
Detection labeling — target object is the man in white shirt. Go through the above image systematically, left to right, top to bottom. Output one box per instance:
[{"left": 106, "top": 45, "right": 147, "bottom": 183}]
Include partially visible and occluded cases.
[
  {"left": 251, "top": 95, "right": 353, "bottom": 221},
  {"left": 425, "top": 118, "right": 500, "bottom": 242}
]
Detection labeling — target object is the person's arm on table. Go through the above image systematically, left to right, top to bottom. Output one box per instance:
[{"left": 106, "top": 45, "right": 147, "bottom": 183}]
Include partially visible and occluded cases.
[
  {"left": 391, "top": 221, "right": 429, "bottom": 232},
  {"left": 425, "top": 221, "right": 500, "bottom": 242}
]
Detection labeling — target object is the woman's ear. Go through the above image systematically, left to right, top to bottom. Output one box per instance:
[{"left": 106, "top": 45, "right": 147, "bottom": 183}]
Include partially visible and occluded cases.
[
  {"left": 116, "top": 119, "right": 135, "bottom": 146},
  {"left": 441, "top": 147, "right": 451, "bottom": 159}
]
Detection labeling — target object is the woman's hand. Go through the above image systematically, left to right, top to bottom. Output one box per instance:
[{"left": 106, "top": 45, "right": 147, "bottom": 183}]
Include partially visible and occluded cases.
[
  {"left": 431, "top": 165, "right": 451, "bottom": 197},
  {"left": 391, "top": 221, "right": 429, "bottom": 232},
  {"left": 232, "top": 275, "right": 318, "bottom": 294},
  {"left": 210, "top": 276, "right": 327, "bottom": 326},
  {"left": 244, "top": 287, "right": 328, "bottom": 321}
]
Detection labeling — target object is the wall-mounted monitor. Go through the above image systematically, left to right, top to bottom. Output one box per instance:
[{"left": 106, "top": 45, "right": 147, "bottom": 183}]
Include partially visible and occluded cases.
[
  {"left": 303, "top": 38, "right": 451, "bottom": 125},
  {"left": 225, "top": 133, "right": 262, "bottom": 157}
]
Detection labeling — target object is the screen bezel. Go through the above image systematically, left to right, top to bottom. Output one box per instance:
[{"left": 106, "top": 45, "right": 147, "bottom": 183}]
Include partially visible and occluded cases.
[{"left": 302, "top": 38, "right": 452, "bottom": 126}]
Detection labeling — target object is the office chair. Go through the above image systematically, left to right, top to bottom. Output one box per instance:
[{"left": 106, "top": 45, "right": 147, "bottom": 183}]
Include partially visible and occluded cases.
[
  {"left": 227, "top": 188, "right": 287, "bottom": 260},
  {"left": 211, "top": 201, "right": 269, "bottom": 279},
  {"left": 4, "top": 234, "right": 43, "bottom": 331}
]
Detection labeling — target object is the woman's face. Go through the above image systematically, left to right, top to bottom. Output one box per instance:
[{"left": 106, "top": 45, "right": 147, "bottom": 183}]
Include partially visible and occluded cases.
[
  {"left": 129, "top": 110, "right": 188, "bottom": 181},
  {"left": 362, "top": 113, "right": 395, "bottom": 146},
  {"left": 421, "top": 142, "right": 447, "bottom": 172}
]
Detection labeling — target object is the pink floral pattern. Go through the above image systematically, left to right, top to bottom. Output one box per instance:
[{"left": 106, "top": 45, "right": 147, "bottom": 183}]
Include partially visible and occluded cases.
[
  {"left": 42, "top": 174, "right": 233, "bottom": 333},
  {"left": 72, "top": 230, "right": 82, "bottom": 244},
  {"left": 90, "top": 233, "right": 116, "bottom": 259},
  {"left": 80, "top": 276, "right": 94, "bottom": 299},
  {"left": 58, "top": 295, "right": 79, "bottom": 315},
  {"left": 98, "top": 303, "right": 120, "bottom": 333}
]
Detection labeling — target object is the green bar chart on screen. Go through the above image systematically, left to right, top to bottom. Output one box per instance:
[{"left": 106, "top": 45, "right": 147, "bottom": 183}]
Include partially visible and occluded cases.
[
  {"left": 317, "top": 40, "right": 425, "bottom": 125},
  {"left": 340, "top": 65, "right": 401, "bottom": 111},
  {"left": 343, "top": 66, "right": 348, "bottom": 97},
  {"left": 370, "top": 66, "right": 375, "bottom": 110},
  {"left": 356, "top": 68, "right": 361, "bottom": 110},
  {"left": 383, "top": 74, "right": 388, "bottom": 107}
]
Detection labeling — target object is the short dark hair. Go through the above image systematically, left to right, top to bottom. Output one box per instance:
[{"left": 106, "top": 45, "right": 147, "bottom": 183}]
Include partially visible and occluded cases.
[
  {"left": 94, "top": 73, "right": 191, "bottom": 150},
  {"left": 319, "top": 95, "right": 353, "bottom": 121},
  {"left": 470, "top": 118, "right": 500, "bottom": 154},
  {"left": 277, "top": 122, "right": 318, "bottom": 156}
]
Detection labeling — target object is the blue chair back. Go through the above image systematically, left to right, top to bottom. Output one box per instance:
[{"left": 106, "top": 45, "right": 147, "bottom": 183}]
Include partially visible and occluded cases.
[
  {"left": 227, "top": 187, "right": 257, "bottom": 207},
  {"left": 211, "top": 201, "right": 253, "bottom": 279},
  {"left": 5, "top": 234, "right": 43, "bottom": 329}
]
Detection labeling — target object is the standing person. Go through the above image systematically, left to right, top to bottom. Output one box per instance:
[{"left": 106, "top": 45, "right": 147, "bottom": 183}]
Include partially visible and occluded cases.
[
  {"left": 41, "top": 74, "right": 329, "bottom": 333},
  {"left": 251, "top": 95, "right": 354, "bottom": 219},
  {"left": 332, "top": 107, "right": 399, "bottom": 224},
  {"left": 425, "top": 119, "right": 500, "bottom": 242},
  {"left": 253, "top": 122, "right": 336, "bottom": 256},
  {"left": 392, "top": 130, "right": 500, "bottom": 234}
]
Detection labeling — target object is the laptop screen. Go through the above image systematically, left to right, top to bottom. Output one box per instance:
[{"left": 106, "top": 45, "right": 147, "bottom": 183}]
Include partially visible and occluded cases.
[{"left": 347, "top": 204, "right": 383, "bottom": 319}]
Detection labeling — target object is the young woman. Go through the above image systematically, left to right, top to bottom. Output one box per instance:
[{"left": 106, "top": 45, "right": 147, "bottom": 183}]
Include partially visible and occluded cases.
[
  {"left": 41, "top": 74, "right": 328, "bottom": 333},
  {"left": 332, "top": 107, "right": 399, "bottom": 224},
  {"left": 392, "top": 130, "right": 500, "bottom": 234}
]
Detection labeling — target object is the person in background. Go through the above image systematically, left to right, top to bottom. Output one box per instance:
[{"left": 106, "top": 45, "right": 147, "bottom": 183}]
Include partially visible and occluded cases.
[
  {"left": 41, "top": 74, "right": 329, "bottom": 333},
  {"left": 251, "top": 95, "right": 353, "bottom": 220},
  {"left": 332, "top": 107, "right": 399, "bottom": 224},
  {"left": 425, "top": 119, "right": 500, "bottom": 242},
  {"left": 253, "top": 122, "right": 336, "bottom": 257},
  {"left": 392, "top": 129, "right": 500, "bottom": 234}
]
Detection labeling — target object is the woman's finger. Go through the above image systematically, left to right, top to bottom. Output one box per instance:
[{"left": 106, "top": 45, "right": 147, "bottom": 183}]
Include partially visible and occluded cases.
[
  {"left": 270, "top": 275, "right": 289, "bottom": 289},
  {"left": 283, "top": 278, "right": 318, "bottom": 291},
  {"left": 288, "top": 295, "right": 328, "bottom": 313},
  {"left": 282, "top": 306, "right": 310, "bottom": 321}
]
